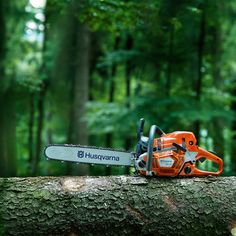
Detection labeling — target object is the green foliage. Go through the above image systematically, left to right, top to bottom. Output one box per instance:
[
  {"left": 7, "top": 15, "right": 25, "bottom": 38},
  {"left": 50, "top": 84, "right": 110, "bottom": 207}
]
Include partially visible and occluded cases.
[{"left": 1, "top": 0, "right": 236, "bottom": 176}]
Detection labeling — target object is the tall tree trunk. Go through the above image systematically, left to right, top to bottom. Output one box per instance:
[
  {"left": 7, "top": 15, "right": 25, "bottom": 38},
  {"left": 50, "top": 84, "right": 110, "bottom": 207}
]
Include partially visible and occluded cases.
[
  {"left": 0, "top": 1, "right": 16, "bottom": 177},
  {"left": 31, "top": 1, "right": 50, "bottom": 176},
  {"left": 49, "top": 3, "right": 91, "bottom": 175},
  {"left": 67, "top": 3, "right": 91, "bottom": 175},
  {"left": 64, "top": 4, "right": 91, "bottom": 148},
  {"left": 194, "top": 5, "right": 206, "bottom": 142},
  {"left": 66, "top": 16, "right": 78, "bottom": 145},
  {"left": 211, "top": 16, "right": 224, "bottom": 161},
  {"left": 70, "top": 22, "right": 91, "bottom": 176},
  {"left": 73, "top": 23, "right": 90, "bottom": 146},
  {"left": 166, "top": 25, "right": 174, "bottom": 97},
  {"left": 124, "top": 34, "right": 133, "bottom": 152},
  {"left": 124, "top": 34, "right": 133, "bottom": 174},
  {"left": 106, "top": 36, "right": 120, "bottom": 148},
  {"left": 105, "top": 37, "right": 120, "bottom": 175},
  {"left": 231, "top": 74, "right": 236, "bottom": 174},
  {"left": 32, "top": 85, "right": 47, "bottom": 176},
  {"left": 28, "top": 92, "right": 35, "bottom": 170},
  {"left": 0, "top": 93, "right": 16, "bottom": 177},
  {"left": 231, "top": 93, "right": 236, "bottom": 174},
  {"left": 45, "top": 108, "right": 53, "bottom": 144},
  {"left": 0, "top": 176, "right": 235, "bottom": 236}
]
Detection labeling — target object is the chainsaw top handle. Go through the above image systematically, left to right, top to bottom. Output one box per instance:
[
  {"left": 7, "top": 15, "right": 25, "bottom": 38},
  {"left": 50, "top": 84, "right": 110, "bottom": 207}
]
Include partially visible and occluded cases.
[{"left": 146, "top": 125, "right": 165, "bottom": 176}]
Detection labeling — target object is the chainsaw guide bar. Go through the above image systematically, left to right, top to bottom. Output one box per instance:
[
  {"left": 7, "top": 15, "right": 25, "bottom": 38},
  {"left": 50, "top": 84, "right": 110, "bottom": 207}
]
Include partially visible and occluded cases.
[{"left": 45, "top": 144, "right": 135, "bottom": 167}]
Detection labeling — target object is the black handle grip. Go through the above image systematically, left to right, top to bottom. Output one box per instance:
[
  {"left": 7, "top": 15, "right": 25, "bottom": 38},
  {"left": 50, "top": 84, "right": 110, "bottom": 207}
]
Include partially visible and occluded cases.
[
  {"left": 137, "top": 118, "right": 145, "bottom": 141},
  {"left": 146, "top": 125, "right": 165, "bottom": 175},
  {"left": 172, "top": 142, "right": 187, "bottom": 152}
]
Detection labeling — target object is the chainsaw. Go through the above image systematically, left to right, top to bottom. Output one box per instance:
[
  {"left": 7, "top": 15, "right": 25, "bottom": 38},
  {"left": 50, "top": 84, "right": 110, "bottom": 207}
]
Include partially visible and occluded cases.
[{"left": 44, "top": 118, "right": 223, "bottom": 177}]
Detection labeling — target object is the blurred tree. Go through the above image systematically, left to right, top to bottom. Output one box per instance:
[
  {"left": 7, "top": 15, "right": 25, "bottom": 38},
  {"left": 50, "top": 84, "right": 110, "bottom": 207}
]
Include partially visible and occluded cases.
[
  {"left": 31, "top": 0, "right": 50, "bottom": 176},
  {"left": 0, "top": 1, "right": 17, "bottom": 177},
  {"left": 45, "top": 1, "right": 91, "bottom": 175},
  {"left": 210, "top": 1, "right": 224, "bottom": 159},
  {"left": 194, "top": 3, "right": 206, "bottom": 142},
  {"left": 106, "top": 36, "right": 120, "bottom": 148}
]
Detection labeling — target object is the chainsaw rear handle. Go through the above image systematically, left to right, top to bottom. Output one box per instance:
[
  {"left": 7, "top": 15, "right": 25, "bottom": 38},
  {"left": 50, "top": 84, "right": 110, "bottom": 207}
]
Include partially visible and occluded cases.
[
  {"left": 146, "top": 125, "right": 165, "bottom": 176},
  {"left": 194, "top": 147, "right": 223, "bottom": 176}
]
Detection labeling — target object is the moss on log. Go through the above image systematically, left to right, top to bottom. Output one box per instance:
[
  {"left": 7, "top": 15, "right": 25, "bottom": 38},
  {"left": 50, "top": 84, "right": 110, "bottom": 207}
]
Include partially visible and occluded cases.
[{"left": 0, "top": 176, "right": 236, "bottom": 236}]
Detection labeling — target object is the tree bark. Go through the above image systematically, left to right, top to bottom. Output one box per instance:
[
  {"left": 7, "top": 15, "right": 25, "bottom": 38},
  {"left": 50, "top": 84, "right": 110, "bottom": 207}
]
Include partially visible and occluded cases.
[{"left": 0, "top": 176, "right": 235, "bottom": 236}]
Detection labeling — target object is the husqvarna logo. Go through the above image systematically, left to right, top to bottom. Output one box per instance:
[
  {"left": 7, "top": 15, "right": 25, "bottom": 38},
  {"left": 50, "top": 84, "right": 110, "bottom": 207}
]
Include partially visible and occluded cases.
[
  {"left": 77, "top": 150, "right": 119, "bottom": 161},
  {"left": 77, "top": 151, "right": 84, "bottom": 158},
  {"left": 159, "top": 157, "right": 174, "bottom": 167}
]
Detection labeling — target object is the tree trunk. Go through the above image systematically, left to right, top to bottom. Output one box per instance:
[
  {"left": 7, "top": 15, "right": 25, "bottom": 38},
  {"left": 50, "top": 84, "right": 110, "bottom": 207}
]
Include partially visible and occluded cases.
[
  {"left": 0, "top": 0, "right": 16, "bottom": 177},
  {"left": 31, "top": 1, "right": 50, "bottom": 176},
  {"left": 49, "top": 2, "right": 91, "bottom": 175},
  {"left": 63, "top": 3, "right": 91, "bottom": 175},
  {"left": 63, "top": 4, "right": 91, "bottom": 147},
  {"left": 194, "top": 4, "right": 206, "bottom": 142},
  {"left": 211, "top": 16, "right": 224, "bottom": 161},
  {"left": 69, "top": 21, "right": 91, "bottom": 176},
  {"left": 73, "top": 23, "right": 90, "bottom": 146},
  {"left": 166, "top": 25, "right": 174, "bottom": 97},
  {"left": 124, "top": 34, "right": 133, "bottom": 152},
  {"left": 124, "top": 34, "right": 133, "bottom": 174},
  {"left": 106, "top": 36, "right": 120, "bottom": 148},
  {"left": 105, "top": 37, "right": 120, "bottom": 175},
  {"left": 32, "top": 85, "right": 47, "bottom": 176},
  {"left": 231, "top": 87, "right": 236, "bottom": 174},
  {"left": 0, "top": 92, "right": 16, "bottom": 177},
  {"left": 28, "top": 92, "right": 35, "bottom": 170},
  {"left": 0, "top": 176, "right": 235, "bottom": 236}
]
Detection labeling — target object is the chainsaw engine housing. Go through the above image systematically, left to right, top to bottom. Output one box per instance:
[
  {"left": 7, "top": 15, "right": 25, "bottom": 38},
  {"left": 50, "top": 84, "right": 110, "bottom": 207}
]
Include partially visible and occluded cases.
[{"left": 135, "top": 120, "right": 223, "bottom": 177}]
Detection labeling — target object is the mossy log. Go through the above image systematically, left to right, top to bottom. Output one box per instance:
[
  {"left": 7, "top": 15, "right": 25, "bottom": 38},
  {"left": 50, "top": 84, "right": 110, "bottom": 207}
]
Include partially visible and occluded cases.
[{"left": 0, "top": 176, "right": 236, "bottom": 236}]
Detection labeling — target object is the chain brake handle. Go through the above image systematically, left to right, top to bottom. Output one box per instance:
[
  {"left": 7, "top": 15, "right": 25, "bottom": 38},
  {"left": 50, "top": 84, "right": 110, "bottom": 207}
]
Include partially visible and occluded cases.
[
  {"left": 136, "top": 118, "right": 145, "bottom": 156},
  {"left": 146, "top": 125, "right": 165, "bottom": 176},
  {"left": 193, "top": 147, "right": 223, "bottom": 176}
]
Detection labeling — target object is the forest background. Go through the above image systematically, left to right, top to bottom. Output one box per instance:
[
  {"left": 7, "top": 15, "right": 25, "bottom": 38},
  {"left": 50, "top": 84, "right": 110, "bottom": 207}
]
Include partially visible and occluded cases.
[{"left": 0, "top": 0, "right": 236, "bottom": 177}]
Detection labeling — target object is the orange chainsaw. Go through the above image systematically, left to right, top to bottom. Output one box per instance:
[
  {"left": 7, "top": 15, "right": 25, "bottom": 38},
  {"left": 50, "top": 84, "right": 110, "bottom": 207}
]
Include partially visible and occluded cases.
[{"left": 45, "top": 118, "right": 223, "bottom": 177}]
